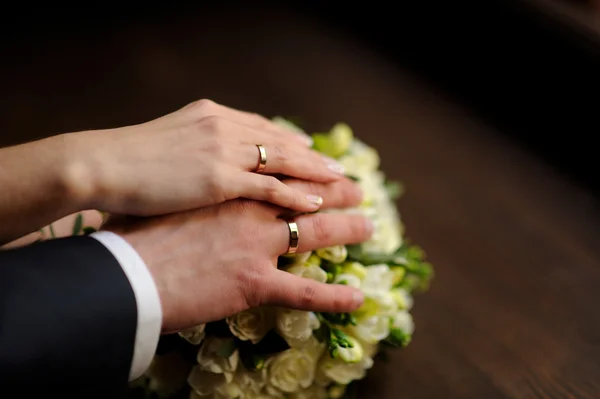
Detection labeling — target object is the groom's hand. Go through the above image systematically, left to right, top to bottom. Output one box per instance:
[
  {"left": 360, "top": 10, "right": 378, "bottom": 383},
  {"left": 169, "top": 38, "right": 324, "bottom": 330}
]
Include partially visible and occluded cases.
[{"left": 104, "top": 177, "right": 371, "bottom": 333}]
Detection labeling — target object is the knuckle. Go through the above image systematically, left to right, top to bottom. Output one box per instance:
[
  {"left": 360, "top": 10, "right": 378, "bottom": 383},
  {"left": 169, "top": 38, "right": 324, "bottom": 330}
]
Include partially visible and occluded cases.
[
  {"left": 187, "top": 98, "right": 216, "bottom": 115},
  {"left": 198, "top": 114, "right": 226, "bottom": 134},
  {"left": 271, "top": 144, "right": 288, "bottom": 164},
  {"left": 203, "top": 168, "right": 227, "bottom": 203},
  {"left": 262, "top": 176, "right": 281, "bottom": 201},
  {"left": 311, "top": 215, "right": 331, "bottom": 243},
  {"left": 237, "top": 264, "right": 268, "bottom": 308}
]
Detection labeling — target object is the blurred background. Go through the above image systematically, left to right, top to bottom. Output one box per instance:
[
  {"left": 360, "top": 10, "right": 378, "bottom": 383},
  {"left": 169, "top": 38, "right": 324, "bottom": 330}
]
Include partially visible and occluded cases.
[{"left": 1, "top": 1, "right": 599, "bottom": 398}]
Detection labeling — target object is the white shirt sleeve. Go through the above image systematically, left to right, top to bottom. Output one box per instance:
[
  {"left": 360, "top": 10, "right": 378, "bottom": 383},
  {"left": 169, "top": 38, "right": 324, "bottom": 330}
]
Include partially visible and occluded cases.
[{"left": 90, "top": 231, "right": 163, "bottom": 381}]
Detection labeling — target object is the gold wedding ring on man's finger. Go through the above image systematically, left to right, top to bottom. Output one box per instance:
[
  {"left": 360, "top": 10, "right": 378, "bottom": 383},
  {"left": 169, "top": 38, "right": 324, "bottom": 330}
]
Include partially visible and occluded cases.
[
  {"left": 255, "top": 144, "right": 267, "bottom": 173},
  {"left": 285, "top": 220, "right": 299, "bottom": 254}
]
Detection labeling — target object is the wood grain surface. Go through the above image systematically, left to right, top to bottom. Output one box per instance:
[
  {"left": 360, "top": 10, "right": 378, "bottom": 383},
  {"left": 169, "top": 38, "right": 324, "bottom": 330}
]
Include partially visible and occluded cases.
[{"left": 1, "top": 5, "right": 599, "bottom": 399}]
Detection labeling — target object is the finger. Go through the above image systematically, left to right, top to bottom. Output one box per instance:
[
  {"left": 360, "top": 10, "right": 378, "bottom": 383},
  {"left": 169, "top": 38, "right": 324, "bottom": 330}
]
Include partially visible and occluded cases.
[
  {"left": 180, "top": 99, "right": 313, "bottom": 146},
  {"left": 237, "top": 142, "right": 344, "bottom": 182},
  {"left": 233, "top": 173, "right": 324, "bottom": 213},
  {"left": 283, "top": 178, "right": 363, "bottom": 210},
  {"left": 270, "top": 212, "right": 374, "bottom": 256},
  {"left": 263, "top": 269, "right": 365, "bottom": 313}
]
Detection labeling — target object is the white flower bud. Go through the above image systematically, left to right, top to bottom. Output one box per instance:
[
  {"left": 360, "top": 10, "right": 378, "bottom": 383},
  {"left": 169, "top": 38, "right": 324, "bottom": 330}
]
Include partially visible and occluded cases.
[
  {"left": 316, "top": 245, "right": 348, "bottom": 264},
  {"left": 286, "top": 264, "right": 327, "bottom": 283},
  {"left": 333, "top": 273, "right": 361, "bottom": 288},
  {"left": 391, "top": 288, "right": 413, "bottom": 310},
  {"left": 226, "top": 307, "right": 274, "bottom": 344},
  {"left": 392, "top": 310, "right": 415, "bottom": 335},
  {"left": 350, "top": 315, "right": 390, "bottom": 344},
  {"left": 178, "top": 324, "right": 206, "bottom": 345},
  {"left": 336, "top": 336, "right": 363, "bottom": 363},
  {"left": 196, "top": 337, "right": 239, "bottom": 379},
  {"left": 319, "top": 354, "right": 374, "bottom": 385}
]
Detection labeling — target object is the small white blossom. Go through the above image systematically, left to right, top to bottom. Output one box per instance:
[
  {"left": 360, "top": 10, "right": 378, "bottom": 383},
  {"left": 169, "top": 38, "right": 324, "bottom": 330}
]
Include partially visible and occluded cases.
[
  {"left": 226, "top": 307, "right": 274, "bottom": 344},
  {"left": 276, "top": 309, "right": 320, "bottom": 348},
  {"left": 178, "top": 324, "right": 206, "bottom": 345},
  {"left": 264, "top": 348, "right": 315, "bottom": 393}
]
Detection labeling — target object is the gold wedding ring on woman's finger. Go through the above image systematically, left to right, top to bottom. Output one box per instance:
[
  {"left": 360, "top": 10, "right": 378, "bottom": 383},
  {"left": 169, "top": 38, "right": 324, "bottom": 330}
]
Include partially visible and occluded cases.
[
  {"left": 255, "top": 144, "right": 267, "bottom": 173},
  {"left": 285, "top": 220, "right": 299, "bottom": 254}
]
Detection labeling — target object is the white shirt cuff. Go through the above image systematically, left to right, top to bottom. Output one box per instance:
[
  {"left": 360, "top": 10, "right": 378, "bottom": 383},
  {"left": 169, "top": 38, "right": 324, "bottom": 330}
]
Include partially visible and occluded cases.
[{"left": 90, "top": 230, "right": 163, "bottom": 381}]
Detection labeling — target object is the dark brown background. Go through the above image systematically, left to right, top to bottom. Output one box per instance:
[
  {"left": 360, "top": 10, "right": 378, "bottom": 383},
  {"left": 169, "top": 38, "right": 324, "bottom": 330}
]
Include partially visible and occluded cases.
[{"left": 1, "top": 2, "right": 599, "bottom": 398}]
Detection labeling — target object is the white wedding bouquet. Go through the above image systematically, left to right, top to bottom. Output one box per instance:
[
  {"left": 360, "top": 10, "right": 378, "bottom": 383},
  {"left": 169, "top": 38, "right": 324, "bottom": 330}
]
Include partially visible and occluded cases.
[{"left": 126, "top": 119, "right": 433, "bottom": 399}]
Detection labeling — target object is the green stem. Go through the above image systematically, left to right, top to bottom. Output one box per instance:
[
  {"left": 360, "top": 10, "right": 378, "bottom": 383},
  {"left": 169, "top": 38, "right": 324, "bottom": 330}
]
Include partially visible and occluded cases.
[{"left": 48, "top": 223, "right": 56, "bottom": 239}]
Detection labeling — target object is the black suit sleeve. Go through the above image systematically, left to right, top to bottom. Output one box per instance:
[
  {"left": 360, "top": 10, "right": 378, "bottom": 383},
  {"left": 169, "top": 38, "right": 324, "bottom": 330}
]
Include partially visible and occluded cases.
[{"left": 0, "top": 236, "right": 138, "bottom": 396}]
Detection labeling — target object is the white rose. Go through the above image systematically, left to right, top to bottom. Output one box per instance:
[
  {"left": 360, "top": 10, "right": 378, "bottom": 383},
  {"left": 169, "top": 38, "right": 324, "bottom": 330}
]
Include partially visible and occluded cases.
[
  {"left": 316, "top": 245, "right": 347, "bottom": 264},
  {"left": 285, "top": 264, "right": 327, "bottom": 283},
  {"left": 333, "top": 273, "right": 361, "bottom": 288},
  {"left": 226, "top": 307, "right": 274, "bottom": 344},
  {"left": 276, "top": 309, "right": 320, "bottom": 347},
  {"left": 392, "top": 310, "right": 415, "bottom": 335},
  {"left": 350, "top": 315, "right": 390, "bottom": 344},
  {"left": 178, "top": 324, "right": 206, "bottom": 345},
  {"left": 196, "top": 337, "right": 239, "bottom": 379},
  {"left": 264, "top": 348, "right": 315, "bottom": 393},
  {"left": 319, "top": 354, "right": 374, "bottom": 385},
  {"left": 289, "top": 385, "right": 328, "bottom": 399}
]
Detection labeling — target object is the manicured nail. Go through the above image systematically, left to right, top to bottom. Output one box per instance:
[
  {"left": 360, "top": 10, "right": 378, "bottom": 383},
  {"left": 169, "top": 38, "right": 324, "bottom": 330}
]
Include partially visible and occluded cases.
[
  {"left": 294, "top": 133, "right": 313, "bottom": 146},
  {"left": 302, "top": 134, "right": 314, "bottom": 146},
  {"left": 324, "top": 158, "right": 345, "bottom": 175},
  {"left": 307, "top": 194, "right": 323, "bottom": 206},
  {"left": 352, "top": 290, "right": 364, "bottom": 306}
]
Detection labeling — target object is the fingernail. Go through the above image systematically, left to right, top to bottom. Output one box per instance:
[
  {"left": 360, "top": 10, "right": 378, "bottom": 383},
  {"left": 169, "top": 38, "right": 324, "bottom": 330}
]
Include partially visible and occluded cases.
[
  {"left": 295, "top": 133, "right": 313, "bottom": 146},
  {"left": 322, "top": 157, "right": 345, "bottom": 175},
  {"left": 307, "top": 194, "right": 323, "bottom": 206},
  {"left": 364, "top": 217, "right": 374, "bottom": 237},
  {"left": 352, "top": 290, "right": 364, "bottom": 306}
]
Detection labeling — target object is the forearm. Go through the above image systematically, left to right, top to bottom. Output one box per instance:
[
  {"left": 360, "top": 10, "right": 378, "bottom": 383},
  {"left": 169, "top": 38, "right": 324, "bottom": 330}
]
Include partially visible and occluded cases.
[{"left": 0, "top": 133, "right": 92, "bottom": 244}]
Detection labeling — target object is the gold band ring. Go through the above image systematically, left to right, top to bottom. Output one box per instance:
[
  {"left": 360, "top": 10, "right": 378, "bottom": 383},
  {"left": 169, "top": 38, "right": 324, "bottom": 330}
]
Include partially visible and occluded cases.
[
  {"left": 255, "top": 144, "right": 267, "bottom": 173},
  {"left": 286, "top": 221, "right": 300, "bottom": 254}
]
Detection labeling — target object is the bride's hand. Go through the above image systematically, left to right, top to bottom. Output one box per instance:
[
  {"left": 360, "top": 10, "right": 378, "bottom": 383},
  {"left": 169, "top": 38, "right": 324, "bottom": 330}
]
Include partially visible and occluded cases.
[
  {"left": 65, "top": 99, "right": 346, "bottom": 216},
  {"left": 103, "top": 177, "right": 369, "bottom": 333}
]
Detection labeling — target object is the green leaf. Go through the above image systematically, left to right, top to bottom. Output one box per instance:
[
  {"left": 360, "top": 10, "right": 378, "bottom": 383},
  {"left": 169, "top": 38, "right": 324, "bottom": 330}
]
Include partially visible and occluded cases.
[
  {"left": 345, "top": 174, "right": 360, "bottom": 182},
  {"left": 72, "top": 213, "right": 83, "bottom": 236}
]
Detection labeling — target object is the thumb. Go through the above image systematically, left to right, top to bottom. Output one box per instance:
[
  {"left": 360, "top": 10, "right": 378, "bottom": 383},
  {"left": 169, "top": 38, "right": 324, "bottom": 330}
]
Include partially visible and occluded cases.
[{"left": 264, "top": 269, "right": 364, "bottom": 313}]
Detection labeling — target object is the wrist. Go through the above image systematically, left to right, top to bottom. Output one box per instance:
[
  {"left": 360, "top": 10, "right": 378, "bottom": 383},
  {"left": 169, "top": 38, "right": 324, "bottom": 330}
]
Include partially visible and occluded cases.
[{"left": 58, "top": 130, "right": 108, "bottom": 212}]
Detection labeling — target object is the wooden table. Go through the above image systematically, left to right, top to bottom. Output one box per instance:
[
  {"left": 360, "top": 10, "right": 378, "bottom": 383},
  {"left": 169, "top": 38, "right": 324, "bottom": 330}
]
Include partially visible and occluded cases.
[{"left": 1, "top": 5, "right": 599, "bottom": 399}]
